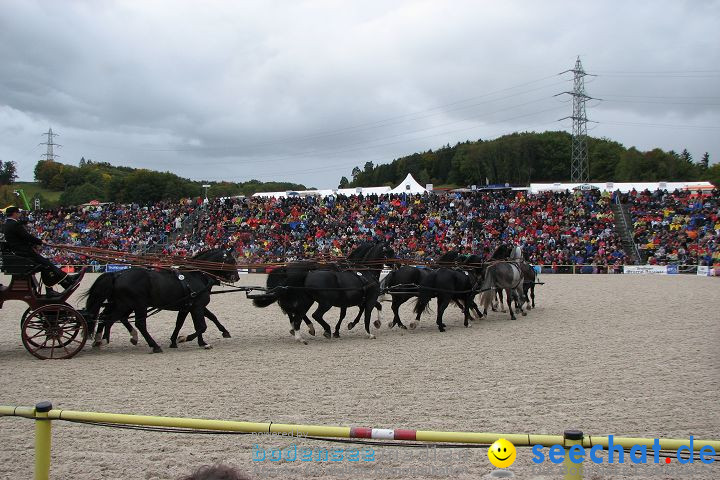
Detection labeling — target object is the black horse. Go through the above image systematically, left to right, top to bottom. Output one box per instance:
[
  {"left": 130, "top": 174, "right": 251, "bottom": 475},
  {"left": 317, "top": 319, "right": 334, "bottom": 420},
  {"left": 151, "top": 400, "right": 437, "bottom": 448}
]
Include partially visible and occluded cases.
[
  {"left": 253, "top": 242, "right": 393, "bottom": 343},
  {"left": 305, "top": 242, "right": 393, "bottom": 340},
  {"left": 84, "top": 248, "right": 238, "bottom": 353},
  {"left": 379, "top": 251, "right": 460, "bottom": 330},
  {"left": 412, "top": 253, "right": 485, "bottom": 332},
  {"left": 252, "top": 260, "right": 332, "bottom": 343},
  {"left": 88, "top": 274, "right": 232, "bottom": 348}
]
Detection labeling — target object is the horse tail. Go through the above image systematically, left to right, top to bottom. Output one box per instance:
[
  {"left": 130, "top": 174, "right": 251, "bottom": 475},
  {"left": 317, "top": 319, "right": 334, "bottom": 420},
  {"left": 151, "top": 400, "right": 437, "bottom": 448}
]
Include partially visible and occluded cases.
[
  {"left": 480, "top": 265, "right": 495, "bottom": 293},
  {"left": 252, "top": 266, "right": 288, "bottom": 308},
  {"left": 82, "top": 272, "right": 116, "bottom": 318},
  {"left": 413, "top": 274, "right": 434, "bottom": 316},
  {"left": 252, "top": 294, "right": 277, "bottom": 308}
]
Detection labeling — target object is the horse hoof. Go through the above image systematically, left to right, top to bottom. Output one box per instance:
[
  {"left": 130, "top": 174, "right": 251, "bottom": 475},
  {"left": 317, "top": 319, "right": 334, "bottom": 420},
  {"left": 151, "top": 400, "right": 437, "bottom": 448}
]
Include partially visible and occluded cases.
[
  {"left": 521, "top": 311, "right": 527, "bottom": 317},
  {"left": 373, "top": 320, "right": 382, "bottom": 329},
  {"left": 348, "top": 322, "right": 356, "bottom": 331},
  {"left": 388, "top": 322, "right": 395, "bottom": 329},
  {"left": 408, "top": 322, "right": 417, "bottom": 330},
  {"left": 399, "top": 324, "right": 407, "bottom": 330},
  {"left": 308, "top": 326, "right": 316, "bottom": 336},
  {"left": 438, "top": 326, "right": 446, "bottom": 333},
  {"left": 289, "top": 329, "right": 295, "bottom": 336},
  {"left": 323, "top": 331, "right": 332, "bottom": 339},
  {"left": 222, "top": 332, "right": 232, "bottom": 338},
  {"left": 333, "top": 332, "right": 340, "bottom": 338},
  {"left": 367, "top": 334, "right": 376, "bottom": 339},
  {"left": 177, "top": 335, "right": 187, "bottom": 344},
  {"left": 130, "top": 338, "right": 138, "bottom": 345},
  {"left": 302, "top": 340, "right": 308, "bottom": 345},
  {"left": 92, "top": 341, "right": 102, "bottom": 348},
  {"left": 203, "top": 344, "right": 213, "bottom": 350},
  {"left": 151, "top": 347, "right": 163, "bottom": 353}
]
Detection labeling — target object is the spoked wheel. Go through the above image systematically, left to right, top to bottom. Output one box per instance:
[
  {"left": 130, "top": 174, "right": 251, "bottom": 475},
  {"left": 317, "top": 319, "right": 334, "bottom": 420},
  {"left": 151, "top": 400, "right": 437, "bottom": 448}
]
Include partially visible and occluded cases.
[
  {"left": 21, "top": 303, "right": 75, "bottom": 348},
  {"left": 21, "top": 304, "right": 88, "bottom": 360}
]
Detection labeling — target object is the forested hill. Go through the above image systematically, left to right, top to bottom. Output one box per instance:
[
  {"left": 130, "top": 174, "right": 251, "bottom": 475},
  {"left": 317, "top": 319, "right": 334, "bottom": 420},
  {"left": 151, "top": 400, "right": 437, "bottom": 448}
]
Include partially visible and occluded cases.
[
  {"left": 342, "top": 131, "right": 716, "bottom": 188},
  {"left": 32, "top": 159, "right": 308, "bottom": 206}
]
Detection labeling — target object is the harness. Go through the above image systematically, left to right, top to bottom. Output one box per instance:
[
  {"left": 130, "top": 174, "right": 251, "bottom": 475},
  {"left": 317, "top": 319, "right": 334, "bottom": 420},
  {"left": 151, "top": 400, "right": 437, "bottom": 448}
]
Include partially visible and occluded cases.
[{"left": 174, "top": 270, "right": 209, "bottom": 307}]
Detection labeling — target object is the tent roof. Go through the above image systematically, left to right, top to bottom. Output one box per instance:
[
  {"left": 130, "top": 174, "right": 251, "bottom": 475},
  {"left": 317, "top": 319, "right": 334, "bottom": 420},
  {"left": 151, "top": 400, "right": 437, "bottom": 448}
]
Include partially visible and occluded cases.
[{"left": 389, "top": 173, "right": 427, "bottom": 194}]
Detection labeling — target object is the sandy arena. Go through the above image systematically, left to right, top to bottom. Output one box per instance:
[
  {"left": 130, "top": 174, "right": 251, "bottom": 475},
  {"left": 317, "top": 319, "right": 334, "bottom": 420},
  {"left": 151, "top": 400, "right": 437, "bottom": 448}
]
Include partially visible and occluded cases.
[{"left": 0, "top": 273, "right": 718, "bottom": 479}]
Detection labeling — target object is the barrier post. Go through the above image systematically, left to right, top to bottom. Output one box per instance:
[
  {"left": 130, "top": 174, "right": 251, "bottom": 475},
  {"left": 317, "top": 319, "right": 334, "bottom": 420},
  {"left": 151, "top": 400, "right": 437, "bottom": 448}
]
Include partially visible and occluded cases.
[
  {"left": 34, "top": 401, "right": 53, "bottom": 480},
  {"left": 563, "top": 429, "right": 583, "bottom": 480}
]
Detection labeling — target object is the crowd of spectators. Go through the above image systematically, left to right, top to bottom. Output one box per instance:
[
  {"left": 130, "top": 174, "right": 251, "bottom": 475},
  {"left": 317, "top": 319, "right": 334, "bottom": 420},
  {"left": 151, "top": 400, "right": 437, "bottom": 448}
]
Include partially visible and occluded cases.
[
  {"left": 7, "top": 187, "right": 718, "bottom": 271},
  {"left": 625, "top": 188, "right": 720, "bottom": 266},
  {"left": 163, "top": 189, "right": 629, "bottom": 273}
]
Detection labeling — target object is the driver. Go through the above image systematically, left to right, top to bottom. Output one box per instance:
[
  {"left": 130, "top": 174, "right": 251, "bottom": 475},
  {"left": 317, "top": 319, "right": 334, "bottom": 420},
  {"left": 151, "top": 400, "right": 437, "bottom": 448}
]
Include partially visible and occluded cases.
[{"left": 2, "top": 206, "right": 85, "bottom": 295}]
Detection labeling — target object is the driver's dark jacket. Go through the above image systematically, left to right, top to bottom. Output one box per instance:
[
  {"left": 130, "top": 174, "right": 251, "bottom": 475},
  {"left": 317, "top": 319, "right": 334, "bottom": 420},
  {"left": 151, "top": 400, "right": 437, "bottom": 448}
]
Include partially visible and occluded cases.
[{"left": 2, "top": 218, "right": 43, "bottom": 256}]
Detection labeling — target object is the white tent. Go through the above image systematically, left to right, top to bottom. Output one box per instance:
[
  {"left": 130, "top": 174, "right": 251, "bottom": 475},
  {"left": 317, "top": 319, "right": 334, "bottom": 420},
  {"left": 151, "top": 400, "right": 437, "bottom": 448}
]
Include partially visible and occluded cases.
[
  {"left": 252, "top": 173, "right": 426, "bottom": 198},
  {"left": 389, "top": 173, "right": 428, "bottom": 194}
]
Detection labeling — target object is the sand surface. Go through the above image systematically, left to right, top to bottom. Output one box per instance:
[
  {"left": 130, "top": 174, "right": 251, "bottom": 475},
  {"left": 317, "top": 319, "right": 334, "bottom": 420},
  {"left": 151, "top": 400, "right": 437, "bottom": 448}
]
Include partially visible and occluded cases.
[{"left": 0, "top": 273, "right": 718, "bottom": 479}]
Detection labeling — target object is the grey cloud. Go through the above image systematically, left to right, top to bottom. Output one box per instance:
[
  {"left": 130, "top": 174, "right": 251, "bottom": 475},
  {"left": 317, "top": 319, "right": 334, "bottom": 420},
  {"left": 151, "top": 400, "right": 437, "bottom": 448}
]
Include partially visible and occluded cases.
[{"left": 1, "top": 0, "right": 718, "bottom": 187}]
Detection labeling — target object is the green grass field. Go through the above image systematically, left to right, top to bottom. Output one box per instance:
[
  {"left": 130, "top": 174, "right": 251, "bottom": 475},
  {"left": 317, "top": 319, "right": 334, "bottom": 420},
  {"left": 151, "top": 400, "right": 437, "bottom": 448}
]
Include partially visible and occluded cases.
[{"left": 11, "top": 182, "right": 62, "bottom": 207}]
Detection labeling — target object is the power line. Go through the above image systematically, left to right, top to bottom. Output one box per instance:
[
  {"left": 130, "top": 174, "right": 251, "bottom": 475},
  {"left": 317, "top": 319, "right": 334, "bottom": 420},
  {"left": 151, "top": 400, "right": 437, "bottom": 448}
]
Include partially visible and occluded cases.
[{"left": 72, "top": 74, "right": 566, "bottom": 154}]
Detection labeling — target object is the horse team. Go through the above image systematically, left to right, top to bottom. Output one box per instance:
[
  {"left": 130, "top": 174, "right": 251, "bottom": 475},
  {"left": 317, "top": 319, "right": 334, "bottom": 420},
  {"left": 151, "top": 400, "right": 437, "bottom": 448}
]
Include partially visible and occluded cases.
[{"left": 82, "top": 243, "right": 539, "bottom": 352}]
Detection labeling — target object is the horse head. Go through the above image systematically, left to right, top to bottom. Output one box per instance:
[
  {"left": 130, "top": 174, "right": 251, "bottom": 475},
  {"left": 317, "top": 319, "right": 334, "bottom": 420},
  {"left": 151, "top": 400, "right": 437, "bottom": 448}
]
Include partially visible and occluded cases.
[
  {"left": 491, "top": 244, "right": 512, "bottom": 260},
  {"left": 193, "top": 248, "right": 239, "bottom": 283}
]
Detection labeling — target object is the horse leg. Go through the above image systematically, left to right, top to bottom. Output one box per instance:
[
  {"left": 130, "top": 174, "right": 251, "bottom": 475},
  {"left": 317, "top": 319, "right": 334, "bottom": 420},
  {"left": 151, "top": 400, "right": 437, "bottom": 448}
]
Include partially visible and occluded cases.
[
  {"left": 531, "top": 284, "right": 536, "bottom": 308},
  {"left": 516, "top": 287, "right": 527, "bottom": 317},
  {"left": 505, "top": 288, "right": 516, "bottom": 320},
  {"left": 497, "top": 290, "right": 506, "bottom": 312},
  {"left": 464, "top": 295, "right": 481, "bottom": 326},
  {"left": 436, "top": 296, "right": 450, "bottom": 332},
  {"left": 390, "top": 297, "right": 408, "bottom": 329},
  {"left": 363, "top": 299, "right": 377, "bottom": 339},
  {"left": 373, "top": 301, "right": 382, "bottom": 329},
  {"left": 311, "top": 304, "right": 333, "bottom": 339},
  {"left": 347, "top": 306, "right": 363, "bottom": 331},
  {"left": 133, "top": 307, "right": 162, "bottom": 353},
  {"left": 205, "top": 307, "right": 231, "bottom": 338},
  {"left": 334, "top": 307, "right": 348, "bottom": 338},
  {"left": 190, "top": 308, "right": 211, "bottom": 349},
  {"left": 170, "top": 310, "right": 189, "bottom": 348},
  {"left": 289, "top": 313, "right": 308, "bottom": 345},
  {"left": 101, "top": 317, "right": 135, "bottom": 344},
  {"left": 301, "top": 317, "right": 315, "bottom": 336},
  {"left": 119, "top": 318, "right": 138, "bottom": 345},
  {"left": 93, "top": 322, "right": 106, "bottom": 347}
]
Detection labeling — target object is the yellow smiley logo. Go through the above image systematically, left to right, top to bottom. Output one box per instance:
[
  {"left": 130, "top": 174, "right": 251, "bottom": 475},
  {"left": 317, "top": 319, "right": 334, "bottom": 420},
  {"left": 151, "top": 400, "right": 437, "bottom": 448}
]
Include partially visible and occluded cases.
[{"left": 488, "top": 438, "right": 517, "bottom": 468}]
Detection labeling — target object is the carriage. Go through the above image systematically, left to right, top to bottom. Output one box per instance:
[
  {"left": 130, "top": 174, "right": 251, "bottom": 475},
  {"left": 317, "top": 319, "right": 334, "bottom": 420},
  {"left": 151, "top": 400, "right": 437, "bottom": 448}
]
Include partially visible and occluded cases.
[{"left": 0, "top": 233, "right": 88, "bottom": 360}]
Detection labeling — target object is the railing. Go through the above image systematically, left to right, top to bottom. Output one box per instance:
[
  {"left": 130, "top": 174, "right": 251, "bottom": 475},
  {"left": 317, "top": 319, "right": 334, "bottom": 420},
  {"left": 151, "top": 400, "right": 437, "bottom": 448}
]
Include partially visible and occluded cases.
[
  {"left": 613, "top": 194, "right": 643, "bottom": 263},
  {"left": 2, "top": 264, "right": 716, "bottom": 276},
  {"left": 2, "top": 402, "right": 718, "bottom": 480}
]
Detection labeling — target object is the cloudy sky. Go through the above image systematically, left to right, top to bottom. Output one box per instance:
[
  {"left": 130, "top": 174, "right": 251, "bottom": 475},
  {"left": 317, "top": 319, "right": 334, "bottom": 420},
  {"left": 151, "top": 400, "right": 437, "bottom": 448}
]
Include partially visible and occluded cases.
[{"left": 1, "top": 0, "right": 718, "bottom": 189}]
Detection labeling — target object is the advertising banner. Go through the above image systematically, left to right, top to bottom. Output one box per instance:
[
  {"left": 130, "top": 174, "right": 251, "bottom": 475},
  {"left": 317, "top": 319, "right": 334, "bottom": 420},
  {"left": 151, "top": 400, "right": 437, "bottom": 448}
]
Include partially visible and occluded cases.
[
  {"left": 106, "top": 264, "right": 131, "bottom": 272},
  {"left": 623, "top": 265, "right": 667, "bottom": 275}
]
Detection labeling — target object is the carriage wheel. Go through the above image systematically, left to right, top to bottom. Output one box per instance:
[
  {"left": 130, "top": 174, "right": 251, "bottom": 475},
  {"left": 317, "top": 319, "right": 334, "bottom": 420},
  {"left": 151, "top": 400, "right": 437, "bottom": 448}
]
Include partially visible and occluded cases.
[
  {"left": 21, "top": 304, "right": 88, "bottom": 360},
  {"left": 22, "top": 304, "right": 79, "bottom": 349}
]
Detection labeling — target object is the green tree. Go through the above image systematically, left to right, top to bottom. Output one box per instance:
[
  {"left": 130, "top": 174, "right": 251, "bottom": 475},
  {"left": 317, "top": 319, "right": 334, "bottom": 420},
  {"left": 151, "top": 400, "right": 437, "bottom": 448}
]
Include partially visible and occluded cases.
[
  {"left": 700, "top": 152, "right": 710, "bottom": 170},
  {"left": 0, "top": 160, "right": 18, "bottom": 185},
  {"left": 338, "top": 176, "right": 349, "bottom": 188}
]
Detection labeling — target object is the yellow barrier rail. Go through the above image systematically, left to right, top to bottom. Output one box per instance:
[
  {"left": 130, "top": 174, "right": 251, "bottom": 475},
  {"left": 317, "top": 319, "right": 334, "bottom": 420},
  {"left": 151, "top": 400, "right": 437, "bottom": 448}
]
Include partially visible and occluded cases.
[{"left": 2, "top": 403, "right": 718, "bottom": 480}]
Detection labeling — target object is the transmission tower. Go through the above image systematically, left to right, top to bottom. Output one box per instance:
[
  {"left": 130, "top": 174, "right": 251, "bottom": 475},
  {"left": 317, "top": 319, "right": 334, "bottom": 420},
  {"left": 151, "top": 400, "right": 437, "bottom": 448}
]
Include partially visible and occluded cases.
[
  {"left": 558, "top": 57, "right": 596, "bottom": 183},
  {"left": 39, "top": 127, "right": 61, "bottom": 162}
]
